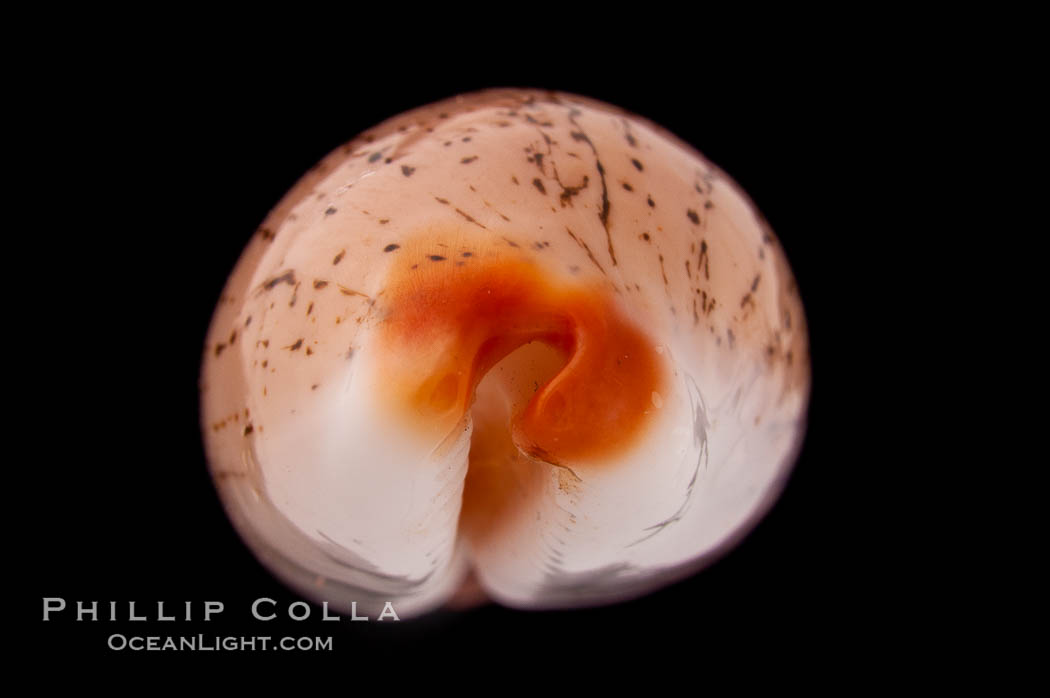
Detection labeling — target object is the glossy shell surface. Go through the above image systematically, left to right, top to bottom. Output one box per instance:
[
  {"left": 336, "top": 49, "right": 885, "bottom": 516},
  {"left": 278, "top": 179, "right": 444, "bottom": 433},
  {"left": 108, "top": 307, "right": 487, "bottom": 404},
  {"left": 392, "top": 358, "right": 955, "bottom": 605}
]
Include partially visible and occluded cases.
[{"left": 200, "top": 89, "right": 810, "bottom": 617}]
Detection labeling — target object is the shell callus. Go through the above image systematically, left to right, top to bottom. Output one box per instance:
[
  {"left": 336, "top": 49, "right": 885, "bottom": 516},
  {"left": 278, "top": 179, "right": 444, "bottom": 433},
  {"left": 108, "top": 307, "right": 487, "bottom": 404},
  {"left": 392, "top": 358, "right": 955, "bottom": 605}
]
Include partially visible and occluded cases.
[{"left": 200, "top": 89, "right": 810, "bottom": 617}]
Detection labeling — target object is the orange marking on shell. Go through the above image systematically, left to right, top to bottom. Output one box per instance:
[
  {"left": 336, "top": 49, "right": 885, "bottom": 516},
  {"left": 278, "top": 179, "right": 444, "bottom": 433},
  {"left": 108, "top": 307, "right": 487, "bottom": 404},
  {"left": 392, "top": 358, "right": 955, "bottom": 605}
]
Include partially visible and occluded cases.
[{"left": 374, "top": 234, "right": 666, "bottom": 464}]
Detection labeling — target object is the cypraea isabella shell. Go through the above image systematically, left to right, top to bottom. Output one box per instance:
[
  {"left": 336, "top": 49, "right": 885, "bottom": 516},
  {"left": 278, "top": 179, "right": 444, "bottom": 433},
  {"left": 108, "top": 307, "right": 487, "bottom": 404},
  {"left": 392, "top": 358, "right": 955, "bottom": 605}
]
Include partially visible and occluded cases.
[{"left": 200, "top": 89, "right": 810, "bottom": 617}]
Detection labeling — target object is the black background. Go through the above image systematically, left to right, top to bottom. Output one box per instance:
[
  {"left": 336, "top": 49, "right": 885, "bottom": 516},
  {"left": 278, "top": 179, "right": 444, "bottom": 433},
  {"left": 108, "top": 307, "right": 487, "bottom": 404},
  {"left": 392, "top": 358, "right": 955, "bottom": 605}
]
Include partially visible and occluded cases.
[{"left": 20, "top": 32, "right": 894, "bottom": 671}]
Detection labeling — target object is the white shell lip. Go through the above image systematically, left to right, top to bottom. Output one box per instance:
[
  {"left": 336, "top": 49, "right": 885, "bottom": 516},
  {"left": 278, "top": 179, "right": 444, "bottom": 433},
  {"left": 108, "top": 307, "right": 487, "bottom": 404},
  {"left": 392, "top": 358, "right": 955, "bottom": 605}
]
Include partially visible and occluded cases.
[{"left": 199, "top": 87, "right": 811, "bottom": 617}]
